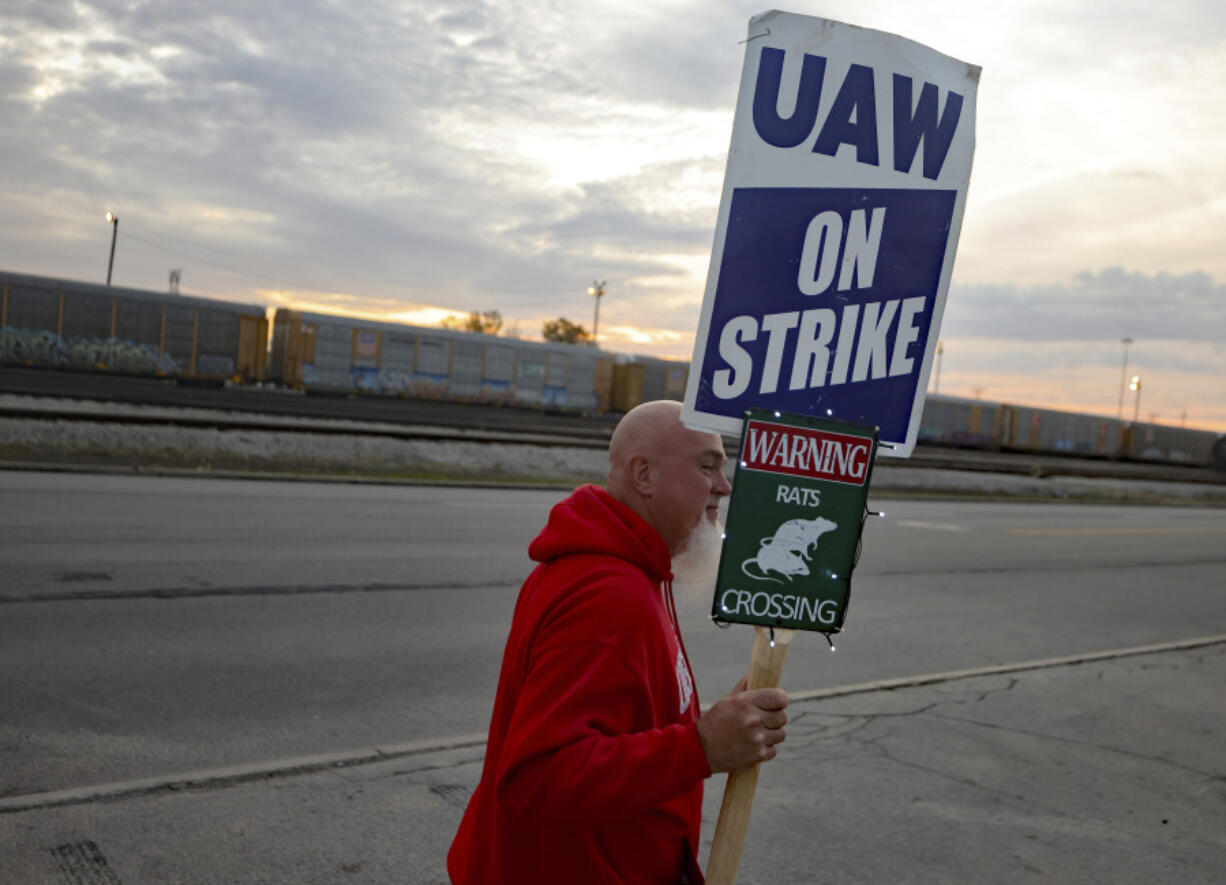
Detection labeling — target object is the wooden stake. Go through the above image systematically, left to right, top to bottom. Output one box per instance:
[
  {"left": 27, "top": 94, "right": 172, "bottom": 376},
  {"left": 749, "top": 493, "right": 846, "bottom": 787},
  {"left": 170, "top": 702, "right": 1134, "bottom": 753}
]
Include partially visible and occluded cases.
[{"left": 705, "top": 625, "right": 795, "bottom": 884}]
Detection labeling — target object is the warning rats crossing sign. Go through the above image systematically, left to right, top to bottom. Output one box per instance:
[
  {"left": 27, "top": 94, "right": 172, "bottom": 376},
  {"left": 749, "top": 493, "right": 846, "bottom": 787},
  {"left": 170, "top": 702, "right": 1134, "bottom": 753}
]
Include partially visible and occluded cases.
[{"left": 713, "top": 409, "right": 878, "bottom": 634}]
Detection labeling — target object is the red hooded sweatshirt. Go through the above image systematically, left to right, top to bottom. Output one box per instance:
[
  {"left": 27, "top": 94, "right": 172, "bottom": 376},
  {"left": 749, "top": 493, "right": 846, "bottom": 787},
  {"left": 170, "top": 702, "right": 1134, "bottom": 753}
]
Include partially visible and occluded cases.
[{"left": 448, "top": 484, "right": 710, "bottom": 884}]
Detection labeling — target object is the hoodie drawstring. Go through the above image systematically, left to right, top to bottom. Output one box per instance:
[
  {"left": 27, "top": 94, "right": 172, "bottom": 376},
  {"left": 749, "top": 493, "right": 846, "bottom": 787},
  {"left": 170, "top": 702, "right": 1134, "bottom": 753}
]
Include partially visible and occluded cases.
[{"left": 662, "top": 576, "right": 699, "bottom": 713}]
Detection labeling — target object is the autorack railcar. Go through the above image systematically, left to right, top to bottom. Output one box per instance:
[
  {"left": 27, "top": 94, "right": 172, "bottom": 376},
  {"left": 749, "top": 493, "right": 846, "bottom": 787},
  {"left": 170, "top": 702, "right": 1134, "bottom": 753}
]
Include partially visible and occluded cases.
[
  {"left": 0, "top": 270, "right": 267, "bottom": 382},
  {"left": 269, "top": 308, "right": 621, "bottom": 411},
  {"left": 607, "top": 355, "right": 690, "bottom": 413},
  {"left": 918, "top": 392, "right": 1222, "bottom": 466},
  {"left": 917, "top": 394, "right": 1004, "bottom": 448},
  {"left": 997, "top": 401, "right": 1125, "bottom": 457},
  {"left": 1118, "top": 419, "right": 1221, "bottom": 465}
]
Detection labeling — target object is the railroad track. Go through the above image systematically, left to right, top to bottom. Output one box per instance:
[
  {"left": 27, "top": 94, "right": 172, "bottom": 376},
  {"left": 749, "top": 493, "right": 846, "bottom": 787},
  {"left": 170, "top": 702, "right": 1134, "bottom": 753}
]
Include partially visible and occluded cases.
[
  {"left": 2, "top": 365, "right": 1224, "bottom": 485},
  {"left": 0, "top": 366, "right": 620, "bottom": 441},
  {"left": 0, "top": 401, "right": 614, "bottom": 450}
]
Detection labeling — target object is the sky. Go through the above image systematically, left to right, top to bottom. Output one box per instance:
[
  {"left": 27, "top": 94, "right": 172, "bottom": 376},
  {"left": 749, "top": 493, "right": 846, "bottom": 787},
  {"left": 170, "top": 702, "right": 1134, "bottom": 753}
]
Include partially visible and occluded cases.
[{"left": 2, "top": 0, "right": 1224, "bottom": 431}]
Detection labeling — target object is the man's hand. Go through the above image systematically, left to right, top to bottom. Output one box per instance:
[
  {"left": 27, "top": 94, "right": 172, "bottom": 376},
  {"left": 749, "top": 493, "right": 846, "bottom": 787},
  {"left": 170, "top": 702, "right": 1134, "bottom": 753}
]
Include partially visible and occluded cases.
[{"left": 695, "top": 678, "right": 789, "bottom": 773}]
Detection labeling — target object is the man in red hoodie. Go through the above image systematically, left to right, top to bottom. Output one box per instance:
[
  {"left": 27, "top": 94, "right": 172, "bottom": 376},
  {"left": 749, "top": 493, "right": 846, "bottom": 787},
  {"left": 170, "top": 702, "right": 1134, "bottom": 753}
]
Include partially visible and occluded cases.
[{"left": 448, "top": 400, "right": 789, "bottom": 884}]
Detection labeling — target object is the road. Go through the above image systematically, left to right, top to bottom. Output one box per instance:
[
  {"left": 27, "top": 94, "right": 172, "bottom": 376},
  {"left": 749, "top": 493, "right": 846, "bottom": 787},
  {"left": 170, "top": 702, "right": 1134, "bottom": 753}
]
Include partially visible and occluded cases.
[{"left": 2, "top": 469, "right": 1225, "bottom": 805}]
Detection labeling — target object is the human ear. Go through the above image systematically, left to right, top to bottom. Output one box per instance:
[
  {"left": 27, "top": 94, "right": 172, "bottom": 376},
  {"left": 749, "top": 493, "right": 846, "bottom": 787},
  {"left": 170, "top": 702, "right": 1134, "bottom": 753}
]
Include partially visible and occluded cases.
[{"left": 628, "top": 454, "right": 653, "bottom": 496}]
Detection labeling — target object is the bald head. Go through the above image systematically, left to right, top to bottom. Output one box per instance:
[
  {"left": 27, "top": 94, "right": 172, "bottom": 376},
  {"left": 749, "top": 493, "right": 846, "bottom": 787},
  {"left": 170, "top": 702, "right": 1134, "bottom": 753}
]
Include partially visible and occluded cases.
[
  {"left": 608, "top": 400, "right": 687, "bottom": 477},
  {"left": 607, "top": 401, "right": 731, "bottom": 555}
]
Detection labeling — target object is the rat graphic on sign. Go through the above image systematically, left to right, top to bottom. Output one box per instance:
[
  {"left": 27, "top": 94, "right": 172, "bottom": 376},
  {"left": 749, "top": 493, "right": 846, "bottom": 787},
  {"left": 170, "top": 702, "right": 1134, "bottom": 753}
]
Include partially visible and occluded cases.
[{"left": 741, "top": 516, "right": 838, "bottom": 583}]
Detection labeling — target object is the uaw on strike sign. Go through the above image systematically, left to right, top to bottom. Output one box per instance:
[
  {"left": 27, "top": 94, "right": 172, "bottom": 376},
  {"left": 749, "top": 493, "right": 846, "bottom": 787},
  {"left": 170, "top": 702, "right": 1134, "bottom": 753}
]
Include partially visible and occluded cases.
[{"left": 683, "top": 11, "right": 979, "bottom": 458}]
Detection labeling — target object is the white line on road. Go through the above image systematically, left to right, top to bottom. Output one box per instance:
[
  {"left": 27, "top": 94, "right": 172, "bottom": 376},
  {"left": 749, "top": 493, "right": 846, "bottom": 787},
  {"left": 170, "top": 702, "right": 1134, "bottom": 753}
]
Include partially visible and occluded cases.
[
  {"left": 892, "top": 520, "right": 971, "bottom": 532},
  {"left": 4, "top": 633, "right": 1224, "bottom": 815}
]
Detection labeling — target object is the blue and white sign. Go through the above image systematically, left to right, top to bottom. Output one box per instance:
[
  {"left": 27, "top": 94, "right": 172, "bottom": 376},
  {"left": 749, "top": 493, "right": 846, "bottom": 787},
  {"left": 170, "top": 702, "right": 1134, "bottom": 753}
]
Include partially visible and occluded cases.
[{"left": 683, "top": 12, "right": 979, "bottom": 457}]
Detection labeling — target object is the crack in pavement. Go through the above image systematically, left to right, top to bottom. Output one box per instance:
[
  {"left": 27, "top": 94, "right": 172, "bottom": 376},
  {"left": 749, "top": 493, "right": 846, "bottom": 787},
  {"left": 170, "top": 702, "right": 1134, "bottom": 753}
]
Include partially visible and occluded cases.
[
  {"left": 774, "top": 660, "right": 1225, "bottom": 847},
  {"left": 783, "top": 676, "right": 1021, "bottom": 748},
  {"left": 793, "top": 709, "right": 1155, "bottom": 845},
  {"left": 926, "top": 710, "right": 1225, "bottom": 783},
  {"left": 828, "top": 724, "right": 1219, "bottom": 851}
]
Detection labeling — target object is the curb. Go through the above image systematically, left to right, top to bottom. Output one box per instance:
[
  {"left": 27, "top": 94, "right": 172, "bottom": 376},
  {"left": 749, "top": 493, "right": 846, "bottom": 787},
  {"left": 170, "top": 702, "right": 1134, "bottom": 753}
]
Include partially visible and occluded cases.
[{"left": 5, "top": 634, "right": 1223, "bottom": 816}]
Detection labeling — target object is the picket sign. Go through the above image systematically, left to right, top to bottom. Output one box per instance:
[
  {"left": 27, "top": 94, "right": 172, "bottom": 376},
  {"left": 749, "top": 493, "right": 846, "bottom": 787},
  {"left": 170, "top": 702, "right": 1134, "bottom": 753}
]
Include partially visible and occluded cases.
[
  {"left": 692, "top": 6, "right": 978, "bottom": 878},
  {"left": 681, "top": 11, "right": 980, "bottom": 457}
]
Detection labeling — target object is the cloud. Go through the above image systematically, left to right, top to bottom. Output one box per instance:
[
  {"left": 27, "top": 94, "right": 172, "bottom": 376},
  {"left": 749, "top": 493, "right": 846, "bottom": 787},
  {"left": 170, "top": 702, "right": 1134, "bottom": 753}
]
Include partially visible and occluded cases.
[
  {"left": 0, "top": 1, "right": 733, "bottom": 325},
  {"left": 1, "top": 1, "right": 1224, "bottom": 429},
  {"left": 956, "top": 163, "right": 1226, "bottom": 285},
  {"left": 945, "top": 267, "right": 1226, "bottom": 344},
  {"left": 937, "top": 268, "right": 1226, "bottom": 428}
]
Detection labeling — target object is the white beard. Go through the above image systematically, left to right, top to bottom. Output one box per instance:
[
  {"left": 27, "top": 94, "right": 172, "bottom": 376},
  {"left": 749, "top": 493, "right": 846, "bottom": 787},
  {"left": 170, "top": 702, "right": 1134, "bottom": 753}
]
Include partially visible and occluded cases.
[{"left": 670, "top": 516, "right": 725, "bottom": 605}]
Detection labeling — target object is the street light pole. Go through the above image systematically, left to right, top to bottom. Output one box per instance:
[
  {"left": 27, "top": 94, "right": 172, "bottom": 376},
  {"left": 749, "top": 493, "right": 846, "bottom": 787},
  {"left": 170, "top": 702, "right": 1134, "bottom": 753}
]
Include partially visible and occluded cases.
[
  {"left": 105, "top": 212, "right": 119, "bottom": 286},
  {"left": 587, "top": 280, "right": 606, "bottom": 347},
  {"left": 1117, "top": 337, "right": 1133, "bottom": 419},
  {"left": 933, "top": 340, "right": 944, "bottom": 393},
  {"left": 1129, "top": 375, "right": 1142, "bottom": 424}
]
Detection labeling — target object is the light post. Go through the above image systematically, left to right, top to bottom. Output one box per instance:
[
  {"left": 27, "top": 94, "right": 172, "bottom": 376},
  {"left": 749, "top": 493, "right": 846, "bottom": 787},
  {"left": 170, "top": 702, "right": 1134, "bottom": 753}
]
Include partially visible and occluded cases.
[
  {"left": 105, "top": 211, "right": 119, "bottom": 286},
  {"left": 587, "top": 280, "right": 606, "bottom": 347},
  {"left": 1116, "top": 337, "right": 1134, "bottom": 419},
  {"left": 933, "top": 340, "right": 944, "bottom": 393},
  {"left": 1129, "top": 375, "right": 1142, "bottom": 424}
]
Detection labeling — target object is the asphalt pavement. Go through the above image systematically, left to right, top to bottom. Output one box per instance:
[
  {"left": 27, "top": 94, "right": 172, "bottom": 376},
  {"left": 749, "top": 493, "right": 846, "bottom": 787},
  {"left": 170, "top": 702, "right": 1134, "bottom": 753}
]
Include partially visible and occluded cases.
[
  {"left": 3, "top": 472, "right": 1224, "bottom": 884},
  {"left": 2, "top": 637, "right": 1222, "bottom": 884}
]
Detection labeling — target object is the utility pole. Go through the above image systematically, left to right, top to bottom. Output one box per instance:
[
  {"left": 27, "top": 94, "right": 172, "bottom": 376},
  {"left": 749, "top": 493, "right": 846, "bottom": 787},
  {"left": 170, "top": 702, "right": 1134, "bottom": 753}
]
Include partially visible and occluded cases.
[
  {"left": 105, "top": 212, "right": 119, "bottom": 285},
  {"left": 587, "top": 280, "right": 606, "bottom": 347},
  {"left": 1117, "top": 337, "right": 1134, "bottom": 419}
]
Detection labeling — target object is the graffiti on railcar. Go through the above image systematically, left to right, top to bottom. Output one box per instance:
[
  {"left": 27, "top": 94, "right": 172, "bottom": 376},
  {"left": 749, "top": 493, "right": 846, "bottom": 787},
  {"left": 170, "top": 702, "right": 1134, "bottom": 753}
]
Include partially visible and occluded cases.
[{"left": 0, "top": 327, "right": 180, "bottom": 374}]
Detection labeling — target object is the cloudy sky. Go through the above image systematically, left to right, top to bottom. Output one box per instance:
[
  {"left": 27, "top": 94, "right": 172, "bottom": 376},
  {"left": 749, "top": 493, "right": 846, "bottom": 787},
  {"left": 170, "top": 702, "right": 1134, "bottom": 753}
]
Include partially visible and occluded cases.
[{"left": 3, "top": 0, "right": 1224, "bottom": 431}]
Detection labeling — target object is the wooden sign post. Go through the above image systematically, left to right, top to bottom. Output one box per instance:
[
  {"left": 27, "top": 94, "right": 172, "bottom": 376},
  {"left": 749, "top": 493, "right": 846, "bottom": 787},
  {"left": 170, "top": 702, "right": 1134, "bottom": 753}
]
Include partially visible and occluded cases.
[{"left": 706, "top": 625, "right": 795, "bottom": 884}]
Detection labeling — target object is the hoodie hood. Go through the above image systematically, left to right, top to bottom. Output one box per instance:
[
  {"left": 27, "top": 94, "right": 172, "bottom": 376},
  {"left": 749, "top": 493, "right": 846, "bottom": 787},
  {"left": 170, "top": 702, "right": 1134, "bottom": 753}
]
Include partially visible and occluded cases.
[{"left": 528, "top": 484, "right": 672, "bottom": 584}]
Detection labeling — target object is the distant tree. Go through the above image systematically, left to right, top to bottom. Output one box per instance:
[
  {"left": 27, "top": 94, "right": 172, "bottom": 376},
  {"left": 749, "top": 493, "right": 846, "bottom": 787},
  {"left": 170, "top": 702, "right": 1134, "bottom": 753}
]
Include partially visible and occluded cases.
[
  {"left": 442, "top": 309, "right": 503, "bottom": 335},
  {"left": 541, "top": 317, "right": 590, "bottom": 344}
]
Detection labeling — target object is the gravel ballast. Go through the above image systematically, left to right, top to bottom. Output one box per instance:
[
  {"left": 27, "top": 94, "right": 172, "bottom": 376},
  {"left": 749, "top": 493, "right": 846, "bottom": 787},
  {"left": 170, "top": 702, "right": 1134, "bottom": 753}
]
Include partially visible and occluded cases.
[{"left": 4, "top": 408, "right": 1226, "bottom": 505}]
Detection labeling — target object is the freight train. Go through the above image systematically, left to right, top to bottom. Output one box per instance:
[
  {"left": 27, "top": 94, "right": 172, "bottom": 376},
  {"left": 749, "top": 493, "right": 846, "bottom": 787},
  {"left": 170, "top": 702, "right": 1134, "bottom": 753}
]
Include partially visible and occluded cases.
[{"left": 3, "top": 269, "right": 1223, "bottom": 469}]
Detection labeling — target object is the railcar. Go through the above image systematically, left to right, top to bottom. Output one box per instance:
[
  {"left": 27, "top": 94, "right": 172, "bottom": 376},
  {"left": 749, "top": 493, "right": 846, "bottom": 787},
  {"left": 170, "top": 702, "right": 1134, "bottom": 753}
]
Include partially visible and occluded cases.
[
  {"left": 0, "top": 270, "right": 267, "bottom": 382},
  {"left": 269, "top": 308, "right": 636, "bottom": 412},
  {"left": 607, "top": 355, "right": 689, "bottom": 412},
  {"left": 917, "top": 392, "right": 1221, "bottom": 467},
  {"left": 917, "top": 394, "right": 1004, "bottom": 448},
  {"left": 920, "top": 395, "right": 1128, "bottom": 457},
  {"left": 997, "top": 402, "right": 1124, "bottom": 457},
  {"left": 1119, "top": 420, "right": 1221, "bottom": 465},
  {"left": 1213, "top": 437, "right": 1226, "bottom": 472}
]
